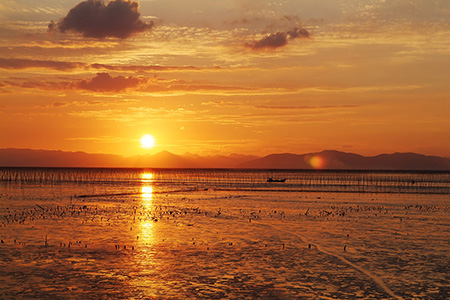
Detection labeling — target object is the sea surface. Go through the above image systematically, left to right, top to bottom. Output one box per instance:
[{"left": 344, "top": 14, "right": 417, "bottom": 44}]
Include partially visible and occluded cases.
[{"left": 1, "top": 168, "right": 449, "bottom": 299}]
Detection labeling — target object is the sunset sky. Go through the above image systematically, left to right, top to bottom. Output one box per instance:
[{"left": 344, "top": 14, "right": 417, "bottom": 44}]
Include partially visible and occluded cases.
[{"left": 1, "top": 0, "right": 450, "bottom": 157}]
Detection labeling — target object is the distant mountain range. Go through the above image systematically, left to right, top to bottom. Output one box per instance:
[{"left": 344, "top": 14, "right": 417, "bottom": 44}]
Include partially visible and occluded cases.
[
  {"left": 0, "top": 148, "right": 258, "bottom": 168},
  {"left": 1, "top": 148, "right": 450, "bottom": 170},
  {"left": 238, "top": 150, "right": 450, "bottom": 170}
]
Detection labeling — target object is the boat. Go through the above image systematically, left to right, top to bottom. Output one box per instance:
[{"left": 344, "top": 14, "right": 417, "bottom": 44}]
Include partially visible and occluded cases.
[{"left": 267, "top": 178, "right": 287, "bottom": 183}]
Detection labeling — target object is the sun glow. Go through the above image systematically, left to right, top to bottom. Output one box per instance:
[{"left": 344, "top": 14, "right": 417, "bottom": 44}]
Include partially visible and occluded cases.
[
  {"left": 140, "top": 134, "right": 156, "bottom": 149},
  {"left": 141, "top": 173, "right": 153, "bottom": 181}
]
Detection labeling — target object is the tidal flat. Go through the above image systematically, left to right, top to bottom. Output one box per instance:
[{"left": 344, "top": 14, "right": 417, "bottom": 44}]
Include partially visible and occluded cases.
[{"left": 1, "top": 168, "right": 449, "bottom": 299}]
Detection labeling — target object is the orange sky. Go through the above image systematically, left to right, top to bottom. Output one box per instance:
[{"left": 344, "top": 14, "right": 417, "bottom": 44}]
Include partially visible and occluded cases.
[{"left": 1, "top": 0, "right": 450, "bottom": 157}]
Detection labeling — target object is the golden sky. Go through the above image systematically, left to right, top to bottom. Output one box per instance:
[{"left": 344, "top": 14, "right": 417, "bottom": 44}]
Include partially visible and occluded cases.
[{"left": 1, "top": 0, "right": 450, "bottom": 157}]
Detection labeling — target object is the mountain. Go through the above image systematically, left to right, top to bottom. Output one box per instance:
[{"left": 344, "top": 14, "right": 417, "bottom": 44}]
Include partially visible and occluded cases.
[
  {"left": 0, "top": 148, "right": 258, "bottom": 168},
  {"left": 0, "top": 148, "right": 127, "bottom": 168},
  {"left": 1, "top": 148, "right": 450, "bottom": 170},
  {"left": 238, "top": 150, "right": 450, "bottom": 170},
  {"left": 128, "top": 151, "right": 259, "bottom": 168},
  {"left": 129, "top": 151, "right": 194, "bottom": 168},
  {"left": 181, "top": 153, "right": 260, "bottom": 168}
]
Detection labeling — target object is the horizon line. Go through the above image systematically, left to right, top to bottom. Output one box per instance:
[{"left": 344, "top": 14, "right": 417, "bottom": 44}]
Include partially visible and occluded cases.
[{"left": 1, "top": 147, "right": 449, "bottom": 159}]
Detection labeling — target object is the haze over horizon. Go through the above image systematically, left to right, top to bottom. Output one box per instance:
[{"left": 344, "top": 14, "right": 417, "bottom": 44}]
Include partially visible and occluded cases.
[
  {"left": 1, "top": 0, "right": 450, "bottom": 158},
  {"left": 3, "top": 146, "right": 450, "bottom": 159},
  {"left": 2, "top": 147, "right": 450, "bottom": 170}
]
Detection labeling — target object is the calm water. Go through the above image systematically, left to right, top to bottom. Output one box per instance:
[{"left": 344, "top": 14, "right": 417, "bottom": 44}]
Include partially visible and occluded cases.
[{"left": 1, "top": 168, "right": 449, "bottom": 299}]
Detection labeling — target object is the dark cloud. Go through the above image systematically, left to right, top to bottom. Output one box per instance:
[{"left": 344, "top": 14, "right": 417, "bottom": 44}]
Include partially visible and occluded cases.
[
  {"left": 49, "top": 0, "right": 153, "bottom": 39},
  {"left": 47, "top": 21, "right": 57, "bottom": 33},
  {"left": 246, "top": 26, "right": 311, "bottom": 50},
  {"left": 287, "top": 27, "right": 310, "bottom": 39},
  {"left": 247, "top": 32, "right": 289, "bottom": 50},
  {"left": 0, "top": 58, "right": 84, "bottom": 71},
  {"left": 77, "top": 73, "right": 145, "bottom": 92}
]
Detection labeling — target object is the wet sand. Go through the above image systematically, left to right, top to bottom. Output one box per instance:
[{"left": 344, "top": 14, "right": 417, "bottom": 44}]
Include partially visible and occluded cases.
[{"left": 1, "top": 185, "right": 449, "bottom": 299}]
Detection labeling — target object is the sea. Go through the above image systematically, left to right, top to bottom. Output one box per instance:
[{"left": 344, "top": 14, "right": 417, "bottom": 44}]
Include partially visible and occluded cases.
[{"left": 0, "top": 168, "right": 449, "bottom": 299}]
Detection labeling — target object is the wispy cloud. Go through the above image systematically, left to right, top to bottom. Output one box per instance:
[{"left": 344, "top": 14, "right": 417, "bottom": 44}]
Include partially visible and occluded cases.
[
  {"left": 48, "top": 0, "right": 154, "bottom": 39},
  {"left": 359, "top": 0, "right": 450, "bottom": 23},
  {"left": 0, "top": 58, "right": 84, "bottom": 71},
  {"left": 0, "top": 58, "right": 221, "bottom": 72},
  {"left": 90, "top": 63, "right": 219, "bottom": 72},
  {"left": 1, "top": 72, "right": 255, "bottom": 95},
  {"left": 1, "top": 73, "right": 144, "bottom": 93},
  {"left": 2, "top": 79, "right": 73, "bottom": 91},
  {"left": 141, "top": 80, "right": 256, "bottom": 93},
  {"left": 255, "top": 105, "right": 358, "bottom": 110}
]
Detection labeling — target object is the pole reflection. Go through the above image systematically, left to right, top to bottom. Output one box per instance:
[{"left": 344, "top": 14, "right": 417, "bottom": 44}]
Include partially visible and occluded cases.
[{"left": 140, "top": 172, "right": 154, "bottom": 244}]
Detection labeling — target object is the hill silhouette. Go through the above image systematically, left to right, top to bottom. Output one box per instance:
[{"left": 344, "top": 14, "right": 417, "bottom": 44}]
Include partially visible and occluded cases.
[
  {"left": 0, "top": 148, "right": 257, "bottom": 168},
  {"left": 0, "top": 148, "right": 126, "bottom": 168},
  {"left": 1, "top": 148, "right": 450, "bottom": 170},
  {"left": 238, "top": 150, "right": 450, "bottom": 170}
]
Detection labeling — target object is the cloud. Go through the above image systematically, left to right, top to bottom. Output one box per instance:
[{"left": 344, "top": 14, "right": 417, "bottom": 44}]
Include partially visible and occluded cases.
[
  {"left": 49, "top": 0, "right": 153, "bottom": 39},
  {"left": 362, "top": 0, "right": 450, "bottom": 23},
  {"left": 246, "top": 26, "right": 310, "bottom": 50},
  {"left": 287, "top": 27, "right": 310, "bottom": 39},
  {"left": 247, "top": 32, "right": 289, "bottom": 50},
  {"left": 0, "top": 58, "right": 84, "bottom": 71},
  {"left": 0, "top": 58, "right": 220, "bottom": 72},
  {"left": 89, "top": 63, "right": 210, "bottom": 72},
  {"left": 77, "top": 72, "right": 145, "bottom": 92},
  {"left": 1, "top": 73, "right": 252, "bottom": 94},
  {"left": 2, "top": 80, "right": 74, "bottom": 91},
  {"left": 52, "top": 102, "right": 69, "bottom": 107},
  {"left": 255, "top": 105, "right": 358, "bottom": 110}
]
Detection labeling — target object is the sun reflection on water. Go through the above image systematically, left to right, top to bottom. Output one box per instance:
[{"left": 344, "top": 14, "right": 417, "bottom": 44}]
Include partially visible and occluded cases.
[
  {"left": 141, "top": 172, "right": 153, "bottom": 181},
  {"left": 140, "top": 173, "right": 154, "bottom": 244},
  {"left": 142, "top": 186, "right": 153, "bottom": 202}
]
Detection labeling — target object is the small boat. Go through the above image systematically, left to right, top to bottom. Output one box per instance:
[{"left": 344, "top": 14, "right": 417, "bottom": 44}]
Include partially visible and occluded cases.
[{"left": 267, "top": 178, "right": 287, "bottom": 183}]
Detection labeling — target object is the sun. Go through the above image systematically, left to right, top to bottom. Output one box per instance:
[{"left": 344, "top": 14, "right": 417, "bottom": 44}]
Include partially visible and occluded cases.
[{"left": 140, "top": 134, "right": 156, "bottom": 149}]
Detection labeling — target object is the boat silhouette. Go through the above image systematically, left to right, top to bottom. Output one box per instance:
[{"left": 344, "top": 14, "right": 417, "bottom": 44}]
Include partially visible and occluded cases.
[{"left": 267, "top": 178, "right": 287, "bottom": 183}]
